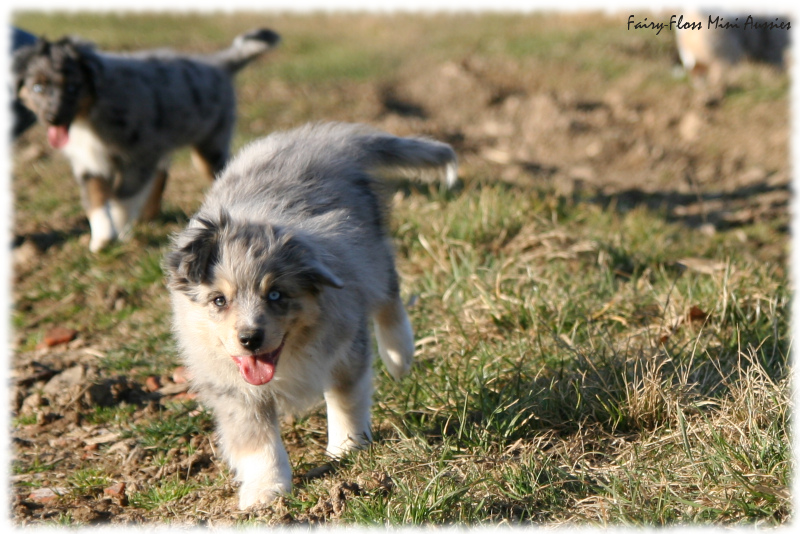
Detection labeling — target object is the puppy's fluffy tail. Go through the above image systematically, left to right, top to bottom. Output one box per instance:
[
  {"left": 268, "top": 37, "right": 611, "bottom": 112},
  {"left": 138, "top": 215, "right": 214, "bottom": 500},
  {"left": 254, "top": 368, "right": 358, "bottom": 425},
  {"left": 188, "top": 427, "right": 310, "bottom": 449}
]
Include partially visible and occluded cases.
[
  {"left": 212, "top": 28, "right": 281, "bottom": 73},
  {"left": 360, "top": 129, "right": 459, "bottom": 189}
]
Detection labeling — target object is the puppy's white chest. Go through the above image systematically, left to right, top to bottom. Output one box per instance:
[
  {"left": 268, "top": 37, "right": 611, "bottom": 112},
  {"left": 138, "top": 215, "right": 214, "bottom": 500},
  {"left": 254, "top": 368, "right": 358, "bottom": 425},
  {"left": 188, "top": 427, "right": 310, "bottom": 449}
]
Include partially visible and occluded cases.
[{"left": 62, "top": 119, "right": 114, "bottom": 179}]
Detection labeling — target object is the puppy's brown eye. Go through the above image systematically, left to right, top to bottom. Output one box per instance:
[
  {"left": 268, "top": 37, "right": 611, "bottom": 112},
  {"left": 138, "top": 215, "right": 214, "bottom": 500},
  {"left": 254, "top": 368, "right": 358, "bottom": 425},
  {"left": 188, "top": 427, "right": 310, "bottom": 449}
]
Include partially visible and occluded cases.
[{"left": 213, "top": 296, "right": 227, "bottom": 308}]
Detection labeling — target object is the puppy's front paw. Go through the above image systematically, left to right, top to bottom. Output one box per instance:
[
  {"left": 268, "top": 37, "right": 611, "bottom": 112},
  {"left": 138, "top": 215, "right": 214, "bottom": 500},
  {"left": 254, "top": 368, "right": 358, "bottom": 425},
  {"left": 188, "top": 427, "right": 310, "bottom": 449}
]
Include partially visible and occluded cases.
[
  {"left": 87, "top": 208, "right": 118, "bottom": 252},
  {"left": 89, "top": 234, "right": 113, "bottom": 253},
  {"left": 238, "top": 479, "right": 291, "bottom": 510}
]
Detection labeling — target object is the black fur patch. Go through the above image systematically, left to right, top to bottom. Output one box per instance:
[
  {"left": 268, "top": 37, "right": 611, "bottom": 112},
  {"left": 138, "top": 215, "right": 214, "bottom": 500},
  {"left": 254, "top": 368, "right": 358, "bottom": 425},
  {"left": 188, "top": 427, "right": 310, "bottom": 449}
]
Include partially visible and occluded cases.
[{"left": 165, "top": 214, "right": 229, "bottom": 295}]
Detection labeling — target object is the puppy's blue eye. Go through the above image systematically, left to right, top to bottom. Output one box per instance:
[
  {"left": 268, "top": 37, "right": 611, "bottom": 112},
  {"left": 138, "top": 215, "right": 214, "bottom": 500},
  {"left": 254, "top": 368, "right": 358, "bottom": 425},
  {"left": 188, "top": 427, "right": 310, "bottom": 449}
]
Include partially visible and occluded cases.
[
  {"left": 32, "top": 83, "right": 44, "bottom": 94},
  {"left": 267, "top": 290, "right": 281, "bottom": 301},
  {"left": 213, "top": 296, "right": 227, "bottom": 308}
]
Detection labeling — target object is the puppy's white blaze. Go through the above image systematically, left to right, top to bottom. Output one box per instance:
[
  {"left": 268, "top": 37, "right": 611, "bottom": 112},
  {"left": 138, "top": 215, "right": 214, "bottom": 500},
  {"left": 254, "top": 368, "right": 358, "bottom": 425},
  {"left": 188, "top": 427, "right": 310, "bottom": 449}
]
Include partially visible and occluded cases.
[
  {"left": 63, "top": 119, "right": 113, "bottom": 178},
  {"left": 87, "top": 206, "right": 117, "bottom": 253},
  {"left": 324, "top": 372, "right": 373, "bottom": 458},
  {"left": 234, "top": 448, "right": 292, "bottom": 510}
]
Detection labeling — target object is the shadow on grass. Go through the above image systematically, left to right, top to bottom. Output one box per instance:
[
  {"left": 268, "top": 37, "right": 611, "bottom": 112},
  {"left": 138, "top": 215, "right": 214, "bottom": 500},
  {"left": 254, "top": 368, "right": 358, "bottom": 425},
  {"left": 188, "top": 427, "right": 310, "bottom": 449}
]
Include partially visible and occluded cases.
[
  {"left": 458, "top": 164, "right": 789, "bottom": 234},
  {"left": 12, "top": 223, "right": 88, "bottom": 253}
]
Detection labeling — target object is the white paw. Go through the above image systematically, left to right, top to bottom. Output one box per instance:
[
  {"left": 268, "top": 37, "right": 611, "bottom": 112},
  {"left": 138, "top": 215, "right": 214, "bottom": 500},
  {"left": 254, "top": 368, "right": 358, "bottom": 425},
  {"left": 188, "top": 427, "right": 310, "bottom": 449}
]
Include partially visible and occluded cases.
[
  {"left": 88, "top": 207, "right": 117, "bottom": 252},
  {"left": 89, "top": 234, "right": 113, "bottom": 253},
  {"left": 325, "top": 434, "right": 369, "bottom": 459},
  {"left": 233, "top": 449, "right": 293, "bottom": 510},
  {"left": 238, "top": 479, "right": 291, "bottom": 510}
]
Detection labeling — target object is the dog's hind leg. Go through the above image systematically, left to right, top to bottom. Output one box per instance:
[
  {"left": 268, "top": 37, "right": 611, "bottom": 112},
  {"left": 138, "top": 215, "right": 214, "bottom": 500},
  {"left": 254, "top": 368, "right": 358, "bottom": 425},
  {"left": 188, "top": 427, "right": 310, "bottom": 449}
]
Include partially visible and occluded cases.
[
  {"left": 191, "top": 128, "right": 232, "bottom": 180},
  {"left": 140, "top": 169, "right": 168, "bottom": 221},
  {"left": 107, "top": 170, "right": 163, "bottom": 245},
  {"left": 82, "top": 175, "right": 117, "bottom": 253},
  {"left": 374, "top": 292, "right": 415, "bottom": 381}
]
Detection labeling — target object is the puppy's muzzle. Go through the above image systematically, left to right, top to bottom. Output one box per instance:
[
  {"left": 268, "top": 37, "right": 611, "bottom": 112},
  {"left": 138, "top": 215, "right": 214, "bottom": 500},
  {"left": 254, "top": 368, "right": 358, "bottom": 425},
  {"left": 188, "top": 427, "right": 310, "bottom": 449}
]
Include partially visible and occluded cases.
[{"left": 238, "top": 329, "right": 265, "bottom": 351}]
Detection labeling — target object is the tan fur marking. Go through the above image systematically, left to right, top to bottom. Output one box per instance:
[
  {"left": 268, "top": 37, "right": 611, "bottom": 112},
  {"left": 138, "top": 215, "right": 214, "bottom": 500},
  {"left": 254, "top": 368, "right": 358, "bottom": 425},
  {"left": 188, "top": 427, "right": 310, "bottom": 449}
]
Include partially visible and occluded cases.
[
  {"left": 18, "top": 86, "right": 34, "bottom": 110},
  {"left": 76, "top": 92, "right": 95, "bottom": 119},
  {"left": 191, "top": 149, "right": 218, "bottom": 182},
  {"left": 141, "top": 170, "right": 168, "bottom": 221},
  {"left": 85, "top": 177, "right": 112, "bottom": 210},
  {"left": 259, "top": 273, "right": 274, "bottom": 295},
  {"left": 217, "top": 278, "right": 236, "bottom": 301},
  {"left": 374, "top": 297, "right": 403, "bottom": 326}
]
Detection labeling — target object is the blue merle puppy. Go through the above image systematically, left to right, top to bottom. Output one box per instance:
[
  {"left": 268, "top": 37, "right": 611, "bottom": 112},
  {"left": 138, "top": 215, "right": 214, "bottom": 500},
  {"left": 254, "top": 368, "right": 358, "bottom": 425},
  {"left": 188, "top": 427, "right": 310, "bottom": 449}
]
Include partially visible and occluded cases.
[
  {"left": 13, "top": 29, "right": 280, "bottom": 252},
  {"left": 165, "top": 122, "right": 457, "bottom": 509}
]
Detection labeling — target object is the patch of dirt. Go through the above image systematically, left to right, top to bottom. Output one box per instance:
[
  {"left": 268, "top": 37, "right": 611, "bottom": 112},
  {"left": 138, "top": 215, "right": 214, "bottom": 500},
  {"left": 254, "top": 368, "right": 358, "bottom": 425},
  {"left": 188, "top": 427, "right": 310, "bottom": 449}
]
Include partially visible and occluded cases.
[{"left": 368, "top": 56, "right": 789, "bottom": 236}]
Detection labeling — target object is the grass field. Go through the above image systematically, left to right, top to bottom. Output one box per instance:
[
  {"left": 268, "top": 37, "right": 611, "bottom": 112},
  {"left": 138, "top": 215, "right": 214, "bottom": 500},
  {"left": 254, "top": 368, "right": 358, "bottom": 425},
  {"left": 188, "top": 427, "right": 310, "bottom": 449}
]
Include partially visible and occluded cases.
[{"left": 8, "top": 10, "right": 791, "bottom": 526}]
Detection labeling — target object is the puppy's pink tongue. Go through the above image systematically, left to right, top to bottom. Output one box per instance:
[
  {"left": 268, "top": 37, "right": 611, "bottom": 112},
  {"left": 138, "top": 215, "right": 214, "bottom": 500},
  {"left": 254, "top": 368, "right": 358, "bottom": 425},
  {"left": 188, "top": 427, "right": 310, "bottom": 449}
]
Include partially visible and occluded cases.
[
  {"left": 47, "top": 126, "right": 70, "bottom": 149},
  {"left": 232, "top": 355, "right": 275, "bottom": 386}
]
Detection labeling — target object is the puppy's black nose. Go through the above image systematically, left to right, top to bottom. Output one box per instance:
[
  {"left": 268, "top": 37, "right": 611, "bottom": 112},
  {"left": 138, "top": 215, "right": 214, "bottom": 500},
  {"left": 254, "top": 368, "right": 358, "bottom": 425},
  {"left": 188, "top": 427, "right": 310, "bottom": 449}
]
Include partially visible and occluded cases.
[{"left": 238, "top": 329, "right": 264, "bottom": 351}]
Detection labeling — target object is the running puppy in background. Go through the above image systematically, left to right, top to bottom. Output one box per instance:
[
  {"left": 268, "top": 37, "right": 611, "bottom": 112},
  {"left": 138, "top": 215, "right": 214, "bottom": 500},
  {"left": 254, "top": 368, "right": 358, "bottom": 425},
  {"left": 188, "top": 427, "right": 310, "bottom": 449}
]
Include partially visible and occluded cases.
[
  {"left": 675, "top": 10, "right": 790, "bottom": 83},
  {"left": 13, "top": 28, "right": 280, "bottom": 252},
  {"left": 165, "top": 122, "right": 457, "bottom": 509}
]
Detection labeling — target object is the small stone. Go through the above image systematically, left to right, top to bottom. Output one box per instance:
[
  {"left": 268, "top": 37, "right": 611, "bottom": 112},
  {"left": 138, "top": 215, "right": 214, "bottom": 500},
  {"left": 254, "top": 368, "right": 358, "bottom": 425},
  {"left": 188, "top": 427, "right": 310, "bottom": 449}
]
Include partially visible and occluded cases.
[
  {"left": 679, "top": 112, "right": 703, "bottom": 142},
  {"left": 585, "top": 140, "right": 603, "bottom": 158},
  {"left": 698, "top": 223, "right": 716, "bottom": 236},
  {"left": 13, "top": 240, "right": 39, "bottom": 267},
  {"left": 39, "top": 327, "right": 78, "bottom": 348},
  {"left": 42, "top": 366, "right": 85, "bottom": 397},
  {"left": 172, "top": 366, "right": 191, "bottom": 384},
  {"left": 144, "top": 376, "right": 161, "bottom": 392},
  {"left": 171, "top": 391, "right": 198, "bottom": 401},
  {"left": 20, "top": 392, "right": 43, "bottom": 416},
  {"left": 104, "top": 482, "right": 126, "bottom": 498},
  {"left": 28, "top": 487, "right": 67, "bottom": 503}
]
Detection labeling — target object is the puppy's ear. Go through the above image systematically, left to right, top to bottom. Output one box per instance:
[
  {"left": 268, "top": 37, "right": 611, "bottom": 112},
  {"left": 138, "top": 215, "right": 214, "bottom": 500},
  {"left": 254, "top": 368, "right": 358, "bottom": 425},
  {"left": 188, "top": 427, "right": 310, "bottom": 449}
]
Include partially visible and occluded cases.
[
  {"left": 59, "top": 37, "right": 103, "bottom": 91},
  {"left": 11, "top": 40, "right": 44, "bottom": 94},
  {"left": 165, "top": 215, "right": 227, "bottom": 294},
  {"left": 281, "top": 233, "right": 344, "bottom": 291},
  {"left": 303, "top": 257, "right": 344, "bottom": 290}
]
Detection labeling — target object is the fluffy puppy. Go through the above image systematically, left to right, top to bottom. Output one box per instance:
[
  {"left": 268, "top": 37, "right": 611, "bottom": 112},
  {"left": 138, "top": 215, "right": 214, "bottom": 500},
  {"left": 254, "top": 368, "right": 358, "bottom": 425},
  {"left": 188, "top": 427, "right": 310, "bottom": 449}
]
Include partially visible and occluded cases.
[
  {"left": 13, "top": 29, "right": 280, "bottom": 252},
  {"left": 165, "top": 122, "right": 457, "bottom": 509}
]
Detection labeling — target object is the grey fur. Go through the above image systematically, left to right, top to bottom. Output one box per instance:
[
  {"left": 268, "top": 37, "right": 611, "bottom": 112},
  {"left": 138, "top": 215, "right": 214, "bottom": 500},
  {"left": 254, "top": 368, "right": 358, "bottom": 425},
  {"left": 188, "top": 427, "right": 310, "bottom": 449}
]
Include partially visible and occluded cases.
[
  {"left": 14, "top": 29, "right": 280, "bottom": 251},
  {"left": 165, "top": 122, "right": 458, "bottom": 509}
]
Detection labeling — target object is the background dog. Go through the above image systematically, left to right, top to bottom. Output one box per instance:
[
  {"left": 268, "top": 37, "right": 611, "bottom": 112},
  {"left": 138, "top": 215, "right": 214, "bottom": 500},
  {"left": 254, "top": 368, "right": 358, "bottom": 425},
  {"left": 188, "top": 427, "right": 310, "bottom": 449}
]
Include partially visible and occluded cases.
[
  {"left": 675, "top": 10, "right": 791, "bottom": 84},
  {"left": 13, "top": 28, "right": 280, "bottom": 252},
  {"left": 165, "top": 122, "right": 457, "bottom": 509}
]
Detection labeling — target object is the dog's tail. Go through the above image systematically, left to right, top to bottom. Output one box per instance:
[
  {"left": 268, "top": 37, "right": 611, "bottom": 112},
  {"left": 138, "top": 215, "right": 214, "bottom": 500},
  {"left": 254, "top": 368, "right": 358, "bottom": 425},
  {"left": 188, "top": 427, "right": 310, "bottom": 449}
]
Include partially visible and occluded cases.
[
  {"left": 210, "top": 28, "right": 281, "bottom": 73},
  {"left": 360, "top": 130, "right": 459, "bottom": 189}
]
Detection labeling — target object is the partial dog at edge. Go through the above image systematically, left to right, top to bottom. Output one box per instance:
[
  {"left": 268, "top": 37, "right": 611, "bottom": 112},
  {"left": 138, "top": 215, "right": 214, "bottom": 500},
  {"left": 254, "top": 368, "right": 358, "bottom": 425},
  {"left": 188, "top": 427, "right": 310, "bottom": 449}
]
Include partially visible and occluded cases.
[
  {"left": 675, "top": 10, "right": 790, "bottom": 84},
  {"left": 13, "top": 29, "right": 280, "bottom": 252},
  {"left": 164, "top": 122, "right": 457, "bottom": 509}
]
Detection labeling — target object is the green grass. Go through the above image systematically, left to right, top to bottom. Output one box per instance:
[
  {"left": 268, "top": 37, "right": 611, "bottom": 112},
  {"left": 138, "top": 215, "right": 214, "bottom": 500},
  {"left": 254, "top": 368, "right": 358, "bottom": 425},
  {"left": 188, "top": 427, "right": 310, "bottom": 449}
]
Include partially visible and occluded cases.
[
  {"left": 128, "top": 408, "right": 213, "bottom": 454},
  {"left": 68, "top": 468, "right": 111, "bottom": 496},
  {"left": 128, "top": 476, "right": 206, "bottom": 511}
]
